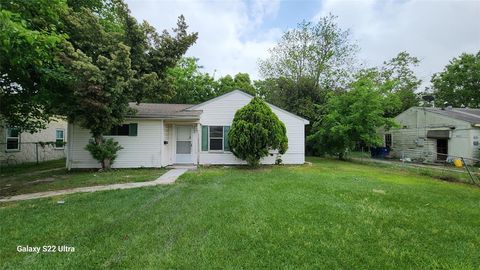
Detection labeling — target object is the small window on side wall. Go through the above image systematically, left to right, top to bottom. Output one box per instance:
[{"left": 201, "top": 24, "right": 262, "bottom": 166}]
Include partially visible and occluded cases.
[
  {"left": 6, "top": 127, "right": 20, "bottom": 151},
  {"left": 55, "top": 129, "right": 65, "bottom": 149}
]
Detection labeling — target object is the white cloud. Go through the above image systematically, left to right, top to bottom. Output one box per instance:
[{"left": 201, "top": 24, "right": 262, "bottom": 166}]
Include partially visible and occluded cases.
[
  {"left": 125, "top": 0, "right": 281, "bottom": 80},
  {"left": 125, "top": 0, "right": 480, "bottom": 85},
  {"left": 315, "top": 0, "right": 480, "bottom": 89}
]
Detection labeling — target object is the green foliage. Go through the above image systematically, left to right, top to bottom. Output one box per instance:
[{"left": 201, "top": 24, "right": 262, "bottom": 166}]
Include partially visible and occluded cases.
[
  {"left": 1, "top": 0, "right": 197, "bottom": 168},
  {"left": 0, "top": 1, "right": 69, "bottom": 132},
  {"left": 57, "top": 4, "right": 197, "bottom": 139},
  {"left": 258, "top": 14, "right": 358, "bottom": 89},
  {"left": 381, "top": 51, "right": 422, "bottom": 116},
  {"left": 432, "top": 51, "right": 480, "bottom": 108},
  {"left": 164, "top": 57, "right": 258, "bottom": 104},
  {"left": 165, "top": 57, "right": 218, "bottom": 104},
  {"left": 308, "top": 70, "right": 397, "bottom": 159},
  {"left": 217, "top": 73, "right": 256, "bottom": 96},
  {"left": 256, "top": 76, "right": 325, "bottom": 122},
  {"left": 229, "top": 97, "right": 287, "bottom": 166},
  {"left": 85, "top": 138, "right": 123, "bottom": 169}
]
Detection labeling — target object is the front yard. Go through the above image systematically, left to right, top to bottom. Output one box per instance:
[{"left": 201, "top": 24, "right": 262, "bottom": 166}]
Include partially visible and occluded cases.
[
  {"left": 1, "top": 158, "right": 479, "bottom": 269},
  {"left": 0, "top": 159, "right": 166, "bottom": 197}
]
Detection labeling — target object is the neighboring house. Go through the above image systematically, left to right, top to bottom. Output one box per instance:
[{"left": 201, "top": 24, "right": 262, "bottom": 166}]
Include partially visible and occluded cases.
[
  {"left": 67, "top": 90, "right": 309, "bottom": 169},
  {"left": 383, "top": 107, "right": 480, "bottom": 163},
  {"left": 1, "top": 118, "right": 68, "bottom": 164}
]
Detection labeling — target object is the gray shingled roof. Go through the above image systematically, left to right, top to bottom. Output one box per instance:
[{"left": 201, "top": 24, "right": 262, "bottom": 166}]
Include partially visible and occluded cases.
[
  {"left": 128, "top": 103, "right": 202, "bottom": 118},
  {"left": 425, "top": 107, "right": 480, "bottom": 125}
]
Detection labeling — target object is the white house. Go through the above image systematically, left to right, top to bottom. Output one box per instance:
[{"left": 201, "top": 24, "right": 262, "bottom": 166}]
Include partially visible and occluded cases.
[
  {"left": 67, "top": 90, "right": 309, "bottom": 169},
  {"left": 383, "top": 107, "right": 480, "bottom": 163},
  {"left": 1, "top": 118, "right": 68, "bottom": 165}
]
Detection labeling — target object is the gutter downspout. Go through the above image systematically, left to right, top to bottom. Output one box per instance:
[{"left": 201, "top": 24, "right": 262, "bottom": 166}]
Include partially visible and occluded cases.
[
  {"left": 160, "top": 120, "right": 164, "bottom": 167},
  {"left": 197, "top": 123, "right": 201, "bottom": 165}
]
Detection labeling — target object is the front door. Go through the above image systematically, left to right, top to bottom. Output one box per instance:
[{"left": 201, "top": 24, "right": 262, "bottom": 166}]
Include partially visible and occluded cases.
[
  {"left": 175, "top": 126, "right": 192, "bottom": 163},
  {"left": 436, "top": 139, "right": 448, "bottom": 161}
]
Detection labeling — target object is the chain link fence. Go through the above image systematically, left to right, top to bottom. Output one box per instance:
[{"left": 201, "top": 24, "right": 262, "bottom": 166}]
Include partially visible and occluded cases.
[
  {"left": 0, "top": 142, "right": 67, "bottom": 166},
  {"left": 353, "top": 148, "right": 480, "bottom": 185}
]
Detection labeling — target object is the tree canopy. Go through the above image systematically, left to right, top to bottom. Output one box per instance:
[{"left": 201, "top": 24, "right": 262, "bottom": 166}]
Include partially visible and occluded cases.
[
  {"left": 0, "top": 0, "right": 69, "bottom": 131},
  {"left": 1, "top": 0, "right": 197, "bottom": 169},
  {"left": 258, "top": 14, "right": 358, "bottom": 90},
  {"left": 380, "top": 51, "right": 421, "bottom": 116},
  {"left": 432, "top": 51, "right": 480, "bottom": 108},
  {"left": 164, "top": 57, "right": 258, "bottom": 104},
  {"left": 308, "top": 69, "right": 397, "bottom": 159}
]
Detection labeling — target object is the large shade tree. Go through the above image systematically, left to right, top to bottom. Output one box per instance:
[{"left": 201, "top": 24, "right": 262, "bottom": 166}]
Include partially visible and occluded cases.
[
  {"left": 0, "top": 0, "right": 69, "bottom": 132},
  {"left": 1, "top": 0, "right": 198, "bottom": 169},
  {"left": 258, "top": 14, "right": 358, "bottom": 90},
  {"left": 432, "top": 51, "right": 480, "bottom": 108},
  {"left": 229, "top": 97, "right": 288, "bottom": 167}
]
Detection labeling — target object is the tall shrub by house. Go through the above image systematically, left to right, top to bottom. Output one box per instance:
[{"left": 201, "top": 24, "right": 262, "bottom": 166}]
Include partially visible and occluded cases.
[{"left": 229, "top": 97, "right": 288, "bottom": 167}]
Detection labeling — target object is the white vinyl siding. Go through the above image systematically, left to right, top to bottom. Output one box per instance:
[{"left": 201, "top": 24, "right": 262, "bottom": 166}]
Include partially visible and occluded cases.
[
  {"left": 195, "top": 91, "right": 307, "bottom": 165},
  {"left": 68, "top": 120, "right": 162, "bottom": 169}
]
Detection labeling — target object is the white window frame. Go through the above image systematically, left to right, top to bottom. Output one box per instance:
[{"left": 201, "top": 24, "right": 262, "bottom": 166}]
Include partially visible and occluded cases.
[
  {"left": 208, "top": 126, "right": 224, "bottom": 152},
  {"left": 6, "top": 127, "right": 20, "bottom": 152},
  {"left": 55, "top": 129, "right": 65, "bottom": 149}
]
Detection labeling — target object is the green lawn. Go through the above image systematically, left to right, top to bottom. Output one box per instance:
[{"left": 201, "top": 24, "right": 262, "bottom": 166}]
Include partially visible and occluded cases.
[
  {"left": 0, "top": 158, "right": 66, "bottom": 178},
  {"left": 1, "top": 158, "right": 479, "bottom": 269},
  {"left": 0, "top": 161, "right": 167, "bottom": 197}
]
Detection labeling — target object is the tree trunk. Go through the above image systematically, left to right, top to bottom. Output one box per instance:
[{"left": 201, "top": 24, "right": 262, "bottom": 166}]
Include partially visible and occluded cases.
[
  {"left": 94, "top": 135, "right": 109, "bottom": 170},
  {"left": 103, "top": 158, "right": 111, "bottom": 170}
]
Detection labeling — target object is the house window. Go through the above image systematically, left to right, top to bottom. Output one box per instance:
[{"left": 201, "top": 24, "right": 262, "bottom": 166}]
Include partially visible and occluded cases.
[
  {"left": 105, "top": 123, "right": 138, "bottom": 136},
  {"left": 209, "top": 126, "right": 223, "bottom": 151},
  {"left": 6, "top": 127, "right": 20, "bottom": 151},
  {"left": 55, "top": 129, "right": 65, "bottom": 149},
  {"left": 385, "top": 134, "right": 392, "bottom": 148}
]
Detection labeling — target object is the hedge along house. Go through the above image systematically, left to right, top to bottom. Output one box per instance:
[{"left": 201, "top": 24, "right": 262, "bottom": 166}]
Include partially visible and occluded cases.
[
  {"left": 67, "top": 90, "right": 309, "bottom": 169},
  {"left": 382, "top": 107, "right": 480, "bottom": 163}
]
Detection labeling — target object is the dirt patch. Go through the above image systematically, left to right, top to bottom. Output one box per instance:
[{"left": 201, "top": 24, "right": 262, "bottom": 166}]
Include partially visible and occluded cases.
[{"left": 25, "top": 178, "right": 56, "bottom": 185}]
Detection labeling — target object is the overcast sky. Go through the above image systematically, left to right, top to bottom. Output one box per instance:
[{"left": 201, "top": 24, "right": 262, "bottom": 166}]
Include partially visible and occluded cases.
[{"left": 126, "top": 0, "right": 480, "bottom": 89}]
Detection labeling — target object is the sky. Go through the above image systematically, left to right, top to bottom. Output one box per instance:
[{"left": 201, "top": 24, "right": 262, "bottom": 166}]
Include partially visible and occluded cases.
[{"left": 125, "top": 0, "right": 480, "bottom": 89}]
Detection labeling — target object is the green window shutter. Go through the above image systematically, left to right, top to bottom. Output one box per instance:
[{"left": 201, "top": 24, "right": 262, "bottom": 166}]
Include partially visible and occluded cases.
[
  {"left": 129, "top": 123, "right": 138, "bottom": 136},
  {"left": 202, "top": 125, "right": 208, "bottom": 151},
  {"left": 223, "top": 126, "right": 230, "bottom": 151}
]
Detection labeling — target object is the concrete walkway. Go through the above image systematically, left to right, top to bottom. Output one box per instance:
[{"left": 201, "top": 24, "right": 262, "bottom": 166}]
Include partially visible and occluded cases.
[{"left": 0, "top": 169, "right": 188, "bottom": 203}]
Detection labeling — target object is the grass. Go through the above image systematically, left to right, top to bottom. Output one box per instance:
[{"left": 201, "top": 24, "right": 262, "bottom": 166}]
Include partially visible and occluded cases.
[
  {"left": 349, "top": 155, "right": 480, "bottom": 184},
  {"left": 1, "top": 157, "right": 479, "bottom": 269},
  {"left": 0, "top": 158, "right": 66, "bottom": 178},
  {"left": 0, "top": 161, "right": 167, "bottom": 197}
]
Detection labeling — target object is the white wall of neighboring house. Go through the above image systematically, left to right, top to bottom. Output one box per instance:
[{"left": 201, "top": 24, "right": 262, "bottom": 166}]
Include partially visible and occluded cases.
[
  {"left": 384, "top": 107, "right": 479, "bottom": 163},
  {"left": 0, "top": 118, "right": 68, "bottom": 164}
]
